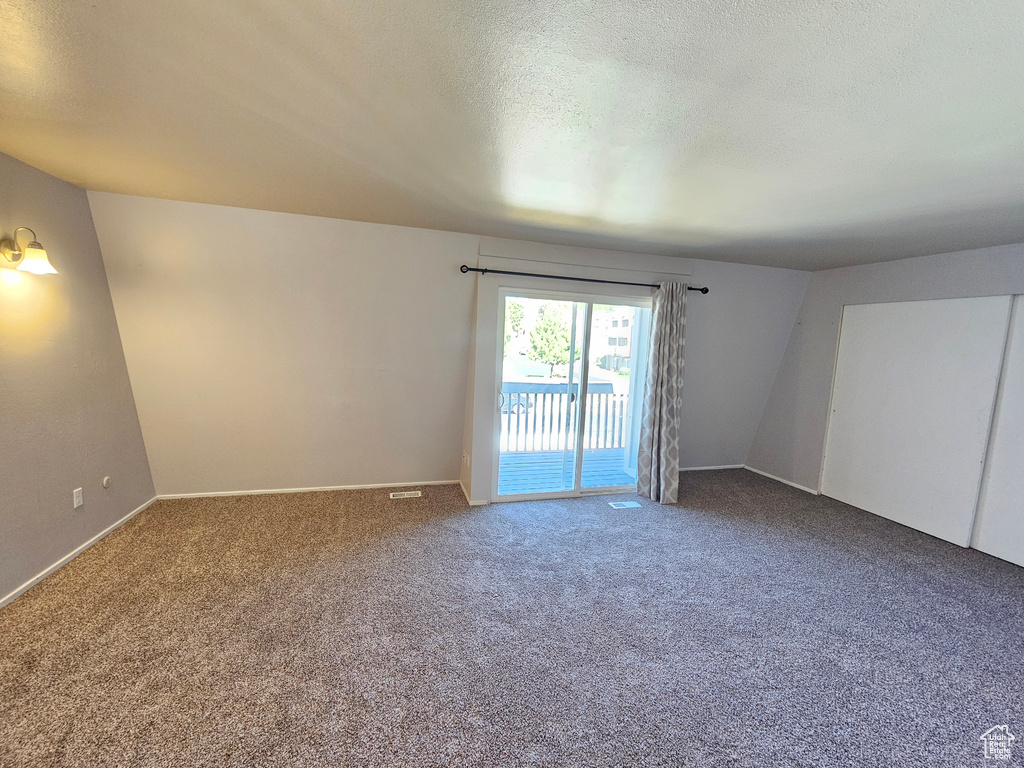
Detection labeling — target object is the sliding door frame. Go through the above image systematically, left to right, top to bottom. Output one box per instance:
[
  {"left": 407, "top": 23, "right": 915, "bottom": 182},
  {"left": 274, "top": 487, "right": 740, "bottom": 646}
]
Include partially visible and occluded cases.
[{"left": 492, "top": 287, "right": 653, "bottom": 502}]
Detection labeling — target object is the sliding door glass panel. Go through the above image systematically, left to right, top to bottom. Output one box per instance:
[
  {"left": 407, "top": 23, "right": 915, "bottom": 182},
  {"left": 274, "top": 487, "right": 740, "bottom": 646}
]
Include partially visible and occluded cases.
[
  {"left": 497, "top": 296, "right": 585, "bottom": 496},
  {"left": 580, "top": 304, "right": 652, "bottom": 489}
]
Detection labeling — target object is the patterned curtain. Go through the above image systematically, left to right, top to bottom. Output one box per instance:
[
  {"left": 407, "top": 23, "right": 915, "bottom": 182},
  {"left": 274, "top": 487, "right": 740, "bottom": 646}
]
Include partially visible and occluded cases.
[{"left": 637, "top": 282, "right": 687, "bottom": 504}]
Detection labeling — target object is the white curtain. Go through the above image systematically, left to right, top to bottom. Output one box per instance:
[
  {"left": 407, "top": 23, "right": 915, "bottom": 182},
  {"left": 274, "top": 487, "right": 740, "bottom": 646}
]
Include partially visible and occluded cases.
[{"left": 637, "top": 282, "right": 687, "bottom": 504}]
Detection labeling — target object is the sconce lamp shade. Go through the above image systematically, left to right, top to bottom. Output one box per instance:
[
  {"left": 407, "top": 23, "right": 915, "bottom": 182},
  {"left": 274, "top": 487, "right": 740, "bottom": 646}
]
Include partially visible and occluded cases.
[
  {"left": 1, "top": 228, "right": 57, "bottom": 275},
  {"left": 17, "top": 240, "right": 58, "bottom": 275}
]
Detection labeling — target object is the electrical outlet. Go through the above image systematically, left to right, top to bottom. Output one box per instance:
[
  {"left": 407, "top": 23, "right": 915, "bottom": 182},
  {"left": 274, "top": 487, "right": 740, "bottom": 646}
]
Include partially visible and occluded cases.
[
  {"left": 462, "top": 452, "right": 470, "bottom": 467},
  {"left": 73, "top": 488, "right": 84, "bottom": 508}
]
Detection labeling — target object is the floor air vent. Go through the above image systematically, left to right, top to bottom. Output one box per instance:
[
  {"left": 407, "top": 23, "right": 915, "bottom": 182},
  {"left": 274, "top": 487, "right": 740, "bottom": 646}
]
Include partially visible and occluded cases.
[
  {"left": 390, "top": 490, "right": 422, "bottom": 499},
  {"left": 608, "top": 501, "right": 641, "bottom": 509}
]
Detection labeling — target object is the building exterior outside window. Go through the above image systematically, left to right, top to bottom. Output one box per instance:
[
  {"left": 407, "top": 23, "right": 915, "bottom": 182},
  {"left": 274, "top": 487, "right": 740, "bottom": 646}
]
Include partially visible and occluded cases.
[{"left": 591, "top": 306, "right": 636, "bottom": 372}]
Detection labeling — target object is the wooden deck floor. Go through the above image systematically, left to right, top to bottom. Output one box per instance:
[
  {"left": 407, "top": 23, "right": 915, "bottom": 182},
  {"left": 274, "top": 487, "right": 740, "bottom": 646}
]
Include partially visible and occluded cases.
[{"left": 497, "top": 448, "right": 637, "bottom": 496}]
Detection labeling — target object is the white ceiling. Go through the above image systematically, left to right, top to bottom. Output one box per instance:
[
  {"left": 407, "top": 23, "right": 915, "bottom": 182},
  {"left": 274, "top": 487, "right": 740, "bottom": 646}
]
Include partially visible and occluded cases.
[{"left": 2, "top": 0, "right": 1023, "bottom": 271}]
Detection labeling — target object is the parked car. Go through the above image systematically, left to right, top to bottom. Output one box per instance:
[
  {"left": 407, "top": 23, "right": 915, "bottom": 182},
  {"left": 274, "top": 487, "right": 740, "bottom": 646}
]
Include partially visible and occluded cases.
[
  {"left": 500, "top": 380, "right": 616, "bottom": 414},
  {"left": 501, "top": 393, "right": 533, "bottom": 414}
]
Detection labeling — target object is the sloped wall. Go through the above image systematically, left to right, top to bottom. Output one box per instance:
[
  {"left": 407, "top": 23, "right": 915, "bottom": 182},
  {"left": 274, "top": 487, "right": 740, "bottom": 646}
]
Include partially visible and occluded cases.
[{"left": 0, "top": 154, "right": 154, "bottom": 604}]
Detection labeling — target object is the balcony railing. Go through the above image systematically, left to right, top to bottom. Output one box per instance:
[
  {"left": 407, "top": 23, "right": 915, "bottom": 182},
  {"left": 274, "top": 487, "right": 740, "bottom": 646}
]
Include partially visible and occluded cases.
[{"left": 500, "top": 383, "right": 630, "bottom": 453}]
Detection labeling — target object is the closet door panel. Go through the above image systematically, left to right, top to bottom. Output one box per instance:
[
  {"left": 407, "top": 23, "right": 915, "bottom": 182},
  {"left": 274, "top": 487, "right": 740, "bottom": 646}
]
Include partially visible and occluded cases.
[
  {"left": 821, "top": 296, "right": 1011, "bottom": 546},
  {"left": 973, "top": 296, "right": 1024, "bottom": 566}
]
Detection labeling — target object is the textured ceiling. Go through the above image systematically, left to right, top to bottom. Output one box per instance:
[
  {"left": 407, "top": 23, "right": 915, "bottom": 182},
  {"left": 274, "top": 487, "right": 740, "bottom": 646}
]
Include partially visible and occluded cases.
[{"left": 1, "top": 0, "right": 1023, "bottom": 270}]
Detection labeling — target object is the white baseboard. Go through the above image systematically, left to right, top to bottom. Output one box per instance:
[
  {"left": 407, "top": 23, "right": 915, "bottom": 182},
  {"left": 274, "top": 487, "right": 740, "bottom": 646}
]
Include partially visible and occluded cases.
[
  {"left": 679, "top": 464, "right": 745, "bottom": 472},
  {"left": 743, "top": 465, "right": 819, "bottom": 495},
  {"left": 158, "top": 479, "right": 461, "bottom": 500},
  {"left": 460, "top": 481, "right": 487, "bottom": 505},
  {"left": 0, "top": 496, "right": 159, "bottom": 610}
]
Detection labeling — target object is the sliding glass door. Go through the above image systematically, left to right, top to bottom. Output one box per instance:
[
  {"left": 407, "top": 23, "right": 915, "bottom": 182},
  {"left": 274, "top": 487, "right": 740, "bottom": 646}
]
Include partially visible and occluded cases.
[
  {"left": 495, "top": 290, "right": 652, "bottom": 499},
  {"left": 496, "top": 296, "right": 586, "bottom": 496},
  {"left": 579, "top": 303, "right": 652, "bottom": 489}
]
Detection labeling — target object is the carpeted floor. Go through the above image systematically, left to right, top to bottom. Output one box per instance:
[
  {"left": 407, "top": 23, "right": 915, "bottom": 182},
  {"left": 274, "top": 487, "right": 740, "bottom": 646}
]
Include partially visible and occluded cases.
[{"left": 1, "top": 469, "right": 1022, "bottom": 767}]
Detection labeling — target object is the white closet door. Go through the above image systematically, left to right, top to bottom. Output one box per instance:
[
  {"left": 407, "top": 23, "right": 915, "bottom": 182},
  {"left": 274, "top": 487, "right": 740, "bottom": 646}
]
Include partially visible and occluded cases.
[
  {"left": 973, "top": 295, "right": 1024, "bottom": 566},
  {"left": 821, "top": 296, "right": 1012, "bottom": 547}
]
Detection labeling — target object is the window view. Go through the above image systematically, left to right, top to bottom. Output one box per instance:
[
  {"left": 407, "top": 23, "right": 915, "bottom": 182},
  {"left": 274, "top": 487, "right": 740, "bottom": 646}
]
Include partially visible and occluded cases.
[
  {"left": 497, "top": 295, "right": 651, "bottom": 497},
  {"left": 498, "top": 297, "right": 585, "bottom": 495},
  {"left": 580, "top": 304, "right": 651, "bottom": 488}
]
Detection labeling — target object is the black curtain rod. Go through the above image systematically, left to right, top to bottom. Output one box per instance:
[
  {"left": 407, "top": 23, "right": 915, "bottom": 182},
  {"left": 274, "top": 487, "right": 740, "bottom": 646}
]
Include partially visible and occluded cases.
[{"left": 459, "top": 265, "right": 709, "bottom": 293}]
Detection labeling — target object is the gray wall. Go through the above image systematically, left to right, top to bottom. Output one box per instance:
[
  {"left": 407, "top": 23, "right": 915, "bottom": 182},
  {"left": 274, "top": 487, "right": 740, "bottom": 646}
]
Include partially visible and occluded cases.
[
  {"left": 0, "top": 154, "right": 154, "bottom": 602},
  {"left": 90, "top": 192, "right": 480, "bottom": 496},
  {"left": 90, "top": 193, "right": 809, "bottom": 497},
  {"left": 747, "top": 243, "right": 1024, "bottom": 492},
  {"left": 676, "top": 257, "right": 809, "bottom": 469}
]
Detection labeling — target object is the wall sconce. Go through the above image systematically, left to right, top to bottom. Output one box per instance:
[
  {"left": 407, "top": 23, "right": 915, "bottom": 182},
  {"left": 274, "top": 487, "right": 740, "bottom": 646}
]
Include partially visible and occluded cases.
[{"left": 1, "top": 228, "right": 58, "bottom": 275}]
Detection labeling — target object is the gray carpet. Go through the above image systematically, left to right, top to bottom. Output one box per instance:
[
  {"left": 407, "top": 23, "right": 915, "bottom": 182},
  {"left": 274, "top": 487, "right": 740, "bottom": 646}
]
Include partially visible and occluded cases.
[{"left": 1, "top": 469, "right": 1022, "bottom": 767}]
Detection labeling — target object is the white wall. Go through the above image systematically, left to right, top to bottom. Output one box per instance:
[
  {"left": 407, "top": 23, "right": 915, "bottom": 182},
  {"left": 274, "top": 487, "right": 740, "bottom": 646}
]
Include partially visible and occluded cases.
[
  {"left": 1, "top": 154, "right": 154, "bottom": 604},
  {"left": 90, "top": 193, "right": 808, "bottom": 498},
  {"left": 90, "top": 193, "right": 478, "bottom": 496},
  {"left": 748, "top": 243, "right": 1024, "bottom": 492},
  {"left": 675, "top": 257, "right": 810, "bottom": 470}
]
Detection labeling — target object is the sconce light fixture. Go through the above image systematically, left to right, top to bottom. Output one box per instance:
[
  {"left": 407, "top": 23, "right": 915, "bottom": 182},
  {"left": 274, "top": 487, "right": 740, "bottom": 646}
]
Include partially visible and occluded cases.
[{"left": 1, "top": 228, "right": 58, "bottom": 275}]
